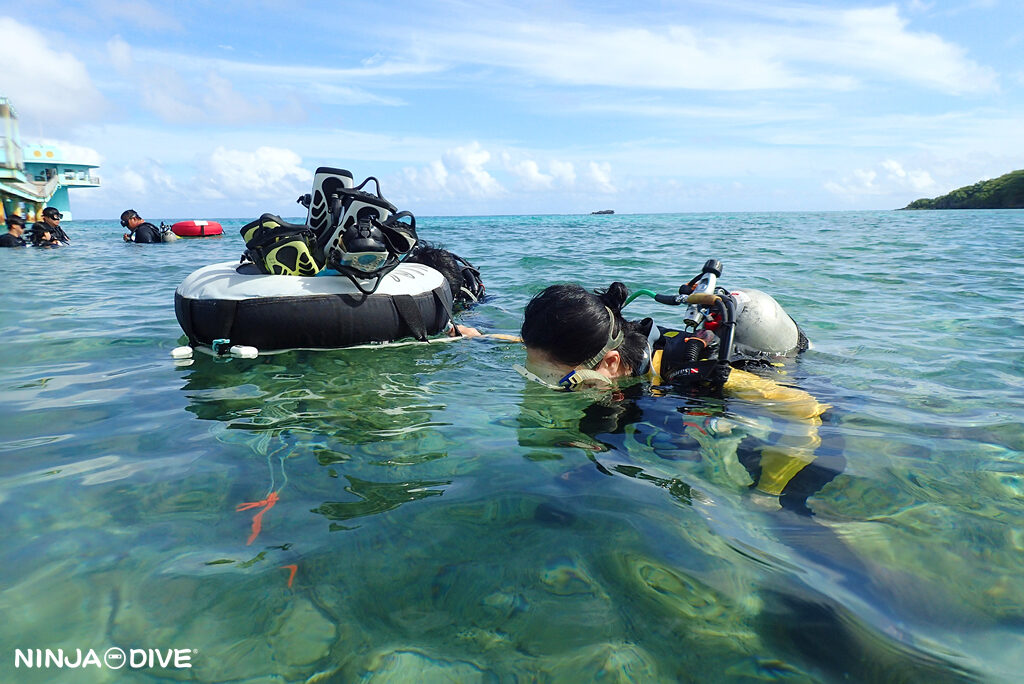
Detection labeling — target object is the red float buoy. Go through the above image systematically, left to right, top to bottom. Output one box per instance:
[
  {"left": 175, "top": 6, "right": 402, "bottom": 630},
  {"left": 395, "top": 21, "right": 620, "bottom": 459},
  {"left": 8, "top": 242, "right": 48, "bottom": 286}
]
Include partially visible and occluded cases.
[{"left": 171, "top": 220, "right": 223, "bottom": 238}]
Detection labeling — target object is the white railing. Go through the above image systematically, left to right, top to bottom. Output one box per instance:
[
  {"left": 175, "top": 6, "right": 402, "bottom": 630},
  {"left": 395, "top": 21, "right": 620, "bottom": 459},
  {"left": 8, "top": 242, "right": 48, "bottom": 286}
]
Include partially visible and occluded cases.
[{"left": 38, "top": 175, "right": 60, "bottom": 199}]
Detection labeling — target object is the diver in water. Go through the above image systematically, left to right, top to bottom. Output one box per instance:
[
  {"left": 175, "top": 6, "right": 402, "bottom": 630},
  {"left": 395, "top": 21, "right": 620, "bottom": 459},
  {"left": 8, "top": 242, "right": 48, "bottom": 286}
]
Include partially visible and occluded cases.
[
  {"left": 31, "top": 207, "right": 70, "bottom": 245},
  {"left": 120, "top": 209, "right": 162, "bottom": 243},
  {"left": 1, "top": 215, "right": 27, "bottom": 248},
  {"left": 30, "top": 224, "right": 61, "bottom": 248},
  {"left": 404, "top": 241, "right": 485, "bottom": 338},
  {"left": 405, "top": 241, "right": 485, "bottom": 312},
  {"left": 518, "top": 278, "right": 841, "bottom": 513}
]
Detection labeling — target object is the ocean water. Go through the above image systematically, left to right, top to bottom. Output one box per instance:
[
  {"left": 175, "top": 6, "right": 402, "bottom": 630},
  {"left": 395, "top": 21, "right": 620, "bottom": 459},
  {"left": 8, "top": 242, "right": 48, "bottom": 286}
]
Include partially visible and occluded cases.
[{"left": 0, "top": 210, "right": 1022, "bottom": 682}]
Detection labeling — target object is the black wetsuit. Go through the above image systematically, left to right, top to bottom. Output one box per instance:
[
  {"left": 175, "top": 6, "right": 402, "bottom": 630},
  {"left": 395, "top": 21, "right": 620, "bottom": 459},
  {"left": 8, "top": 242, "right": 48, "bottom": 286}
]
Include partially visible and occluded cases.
[
  {"left": 32, "top": 221, "right": 69, "bottom": 244},
  {"left": 131, "top": 222, "right": 162, "bottom": 244},
  {"left": 0, "top": 233, "right": 27, "bottom": 248}
]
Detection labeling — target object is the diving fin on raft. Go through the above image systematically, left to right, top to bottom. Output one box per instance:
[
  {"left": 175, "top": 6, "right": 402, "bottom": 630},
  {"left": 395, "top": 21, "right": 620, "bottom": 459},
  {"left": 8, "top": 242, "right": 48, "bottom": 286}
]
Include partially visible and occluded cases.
[{"left": 307, "top": 167, "right": 354, "bottom": 237}]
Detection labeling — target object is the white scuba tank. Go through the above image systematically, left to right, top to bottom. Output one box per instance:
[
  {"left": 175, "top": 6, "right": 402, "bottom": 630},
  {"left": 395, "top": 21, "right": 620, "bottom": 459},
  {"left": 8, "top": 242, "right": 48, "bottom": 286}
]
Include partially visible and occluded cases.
[{"left": 728, "top": 288, "right": 804, "bottom": 358}]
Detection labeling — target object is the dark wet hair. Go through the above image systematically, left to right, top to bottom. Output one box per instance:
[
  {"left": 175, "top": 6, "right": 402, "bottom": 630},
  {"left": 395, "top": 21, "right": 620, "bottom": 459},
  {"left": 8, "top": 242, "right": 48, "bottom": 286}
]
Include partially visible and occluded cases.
[
  {"left": 120, "top": 209, "right": 140, "bottom": 228},
  {"left": 6, "top": 215, "right": 25, "bottom": 230},
  {"left": 30, "top": 224, "right": 50, "bottom": 246},
  {"left": 406, "top": 241, "right": 484, "bottom": 309},
  {"left": 521, "top": 281, "right": 651, "bottom": 374}
]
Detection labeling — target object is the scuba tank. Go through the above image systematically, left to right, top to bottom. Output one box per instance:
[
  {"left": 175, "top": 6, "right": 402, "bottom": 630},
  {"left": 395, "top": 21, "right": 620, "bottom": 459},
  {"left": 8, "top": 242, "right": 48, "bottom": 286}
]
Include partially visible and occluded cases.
[
  {"left": 159, "top": 222, "right": 179, "bottom": 242},
  {"left": 626, "top": 259, "right": 808, "bottom": 390},
  {"left": 730, "top": 288, "right": 807, "bottom": 359}
]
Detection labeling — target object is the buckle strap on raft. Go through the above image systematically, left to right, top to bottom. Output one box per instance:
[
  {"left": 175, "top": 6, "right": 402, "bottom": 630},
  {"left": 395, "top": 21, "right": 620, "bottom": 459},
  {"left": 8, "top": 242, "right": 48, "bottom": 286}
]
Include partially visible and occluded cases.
[
  {"left": 391, "top": 287, "right": 458, "bottom": 342},
  {"left": 434, "top": 288, "right": 457, "bottom": 336},
  {"left": 392, "top": 294, "right": 428, "bottom": 341},
  {"left": 178, "top": 297, "right": 239, "bottom": 349}
]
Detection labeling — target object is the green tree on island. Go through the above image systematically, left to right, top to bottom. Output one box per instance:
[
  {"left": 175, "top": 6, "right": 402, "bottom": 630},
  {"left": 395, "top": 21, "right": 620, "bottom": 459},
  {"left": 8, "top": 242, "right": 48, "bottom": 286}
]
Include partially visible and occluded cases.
[{"left": 903, "top": 170, "right": 1024, "bottom": 209}]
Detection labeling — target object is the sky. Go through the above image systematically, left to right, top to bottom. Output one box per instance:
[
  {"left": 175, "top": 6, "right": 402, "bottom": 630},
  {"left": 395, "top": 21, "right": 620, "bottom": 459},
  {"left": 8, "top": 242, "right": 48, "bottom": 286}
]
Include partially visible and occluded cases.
[{"left": 1, "top": 0, "right": 1021, "bottom": 219}]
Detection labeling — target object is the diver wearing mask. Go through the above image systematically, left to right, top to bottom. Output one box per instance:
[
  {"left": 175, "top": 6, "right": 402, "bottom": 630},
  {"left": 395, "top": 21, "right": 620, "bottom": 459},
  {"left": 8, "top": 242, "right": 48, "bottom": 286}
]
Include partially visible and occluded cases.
[
  {"left": 120, "top": 209, "right": 162, "bottom": 243},
  {"left": 518, "top": 281, "right": 833, "bottom": 506}
]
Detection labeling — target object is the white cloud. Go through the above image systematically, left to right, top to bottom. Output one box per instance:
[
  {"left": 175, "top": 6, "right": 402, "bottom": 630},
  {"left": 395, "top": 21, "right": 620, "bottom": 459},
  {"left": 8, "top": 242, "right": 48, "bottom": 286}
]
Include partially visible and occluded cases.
[
  {"left": 94, "top": 0, "right": 182, "bottom": 31},
  {"left": 410, "top": 5, "right": 996, "bottom": 94},
  {"left": 797, "top": 6, "right": 998, "bottom": 95},
  {"left": 0, "top": 18, "right": 106, "bottom": 127},
  {"left": 416, "top": 22, "right": 805, "bottom": 91},
  {"left": 107, "top": 36, "right": 134, "bottom": 73},
  {"left": 122, "top": 45, "right": 440, "bottom": 101},
  {"left": 130, "top": 63, "right": 302, "bottom": 125},
  {"left": 138, "top": 68, "right": 205, "bottom": 123},
  {"left": 201, "top": 73, "right": 304, "bottom": 125},
  {"left": 306, "top": 83, "right": 405, "bottom": 107},
  {"left": 35, "top": 139, "right": 104, "bottom": 167},
  {"left": 398, "top": 143, "right": 506, "bottom": 201},
  {"left": 441, "top": 143, "right": 504, "bottom": 197},
  {"left": 396, "top": 145, "right": 621, "bottom": 208},
  {"left": 198, "top": 146, "right": 313, "bottom": 200},
  {"left": 503, "top": 154, "right": 554, "bottom": 190},
  {"left": 499, "top": 156, "right": 583, "bottom": 191},
  {"left": 824, "top": 159, "right": 938, "bottom": 199},
  {"left": 880, "top": 159, "right": 936, "bottom": 191},
  {"left": 80, "top": 160, "right": 180, "bottom": 216},
  {"left": 403, "top": 160, "right": 450, "bottom": 195},
  {"left": 549, "top": 160, "right": 576, "bottom": 187},
  {"left": 585, "top": 162, "right": 616, "bottom": 194},
  {"left": 120, "top": 169, "right": 148, "bottom": 195}
]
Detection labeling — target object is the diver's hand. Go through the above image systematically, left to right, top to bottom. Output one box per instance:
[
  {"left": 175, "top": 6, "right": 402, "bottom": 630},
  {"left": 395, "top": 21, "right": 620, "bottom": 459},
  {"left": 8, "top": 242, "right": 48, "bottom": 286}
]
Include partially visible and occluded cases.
[
  {"left": 122, "top": 233, "right": 132, "bottom": 242},
  {"left": 450, "top": 324, "right": 482, "bottom": 338},
  {"left": 711, "top": 363, "right": 731, "bottom": 387}
]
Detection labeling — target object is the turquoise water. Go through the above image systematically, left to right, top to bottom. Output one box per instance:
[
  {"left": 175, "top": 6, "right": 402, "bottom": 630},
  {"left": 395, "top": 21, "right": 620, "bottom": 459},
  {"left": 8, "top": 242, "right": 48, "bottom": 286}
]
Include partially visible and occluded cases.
[{"left": 1, "top": 211, "right": 1022, "bottom": 682}]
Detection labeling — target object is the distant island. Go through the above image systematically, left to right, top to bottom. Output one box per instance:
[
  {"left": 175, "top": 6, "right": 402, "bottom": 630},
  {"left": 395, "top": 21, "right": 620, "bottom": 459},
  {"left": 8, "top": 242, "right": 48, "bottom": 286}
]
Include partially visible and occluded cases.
[
  {"left": 902, "top": 169, "right": 1024, "bottom": 210},
  {"left": 591, "top": 209, "right": 614, "bottom": 215}
]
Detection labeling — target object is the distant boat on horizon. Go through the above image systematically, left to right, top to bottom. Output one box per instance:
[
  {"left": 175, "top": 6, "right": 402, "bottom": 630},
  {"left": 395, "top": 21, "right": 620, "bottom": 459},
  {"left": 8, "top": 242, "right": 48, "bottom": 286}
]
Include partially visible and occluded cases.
[{"left": 591, "top": 209, "right": 614, "bottom": 215}]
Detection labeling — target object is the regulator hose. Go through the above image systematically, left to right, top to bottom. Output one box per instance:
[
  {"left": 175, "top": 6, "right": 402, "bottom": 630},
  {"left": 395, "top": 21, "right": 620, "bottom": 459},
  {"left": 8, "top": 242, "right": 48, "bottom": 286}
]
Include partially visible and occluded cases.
[{"left": 623, "top": 289, "right": 659, "bottom": 308}]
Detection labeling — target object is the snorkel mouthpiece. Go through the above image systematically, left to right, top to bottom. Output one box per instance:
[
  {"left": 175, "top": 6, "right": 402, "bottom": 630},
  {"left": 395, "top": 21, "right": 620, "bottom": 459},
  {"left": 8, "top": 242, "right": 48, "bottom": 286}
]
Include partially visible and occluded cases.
[
  {"left": 514, "top": 364, "right": 614, "bottom": 392},
  {"left": 557, "top": 368, "right": 614, "bottom": 390}
]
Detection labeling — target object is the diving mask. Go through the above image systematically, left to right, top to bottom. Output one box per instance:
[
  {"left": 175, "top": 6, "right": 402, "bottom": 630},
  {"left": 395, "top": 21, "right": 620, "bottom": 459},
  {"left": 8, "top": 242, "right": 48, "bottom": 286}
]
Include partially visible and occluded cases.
[
  {"left": 339, "top": 250, "right": 388, "bottom": 273},
  {"left": 517, "top": 307, "right": 624, "bottom": 391}
]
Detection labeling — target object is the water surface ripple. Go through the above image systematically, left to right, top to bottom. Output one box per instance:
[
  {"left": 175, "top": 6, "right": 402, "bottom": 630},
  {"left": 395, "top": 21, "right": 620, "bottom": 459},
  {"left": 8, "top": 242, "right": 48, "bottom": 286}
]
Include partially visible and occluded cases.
[{"left": 0, "top": 210, "right": 1021, "bottom": 682}]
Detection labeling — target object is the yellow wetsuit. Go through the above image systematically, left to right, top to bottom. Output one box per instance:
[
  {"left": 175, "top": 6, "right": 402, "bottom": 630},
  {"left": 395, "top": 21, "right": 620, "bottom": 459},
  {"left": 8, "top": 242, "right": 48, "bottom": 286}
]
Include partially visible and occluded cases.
[{"left": 650, "top": 347, "right": 830, "bottom": 498}]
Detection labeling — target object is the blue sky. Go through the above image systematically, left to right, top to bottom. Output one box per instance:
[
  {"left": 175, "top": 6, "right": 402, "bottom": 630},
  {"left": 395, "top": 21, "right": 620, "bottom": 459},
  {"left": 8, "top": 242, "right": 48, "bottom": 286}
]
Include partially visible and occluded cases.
[{"left": 1, "top": 0, "right": 1021, "bottom": 218}]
